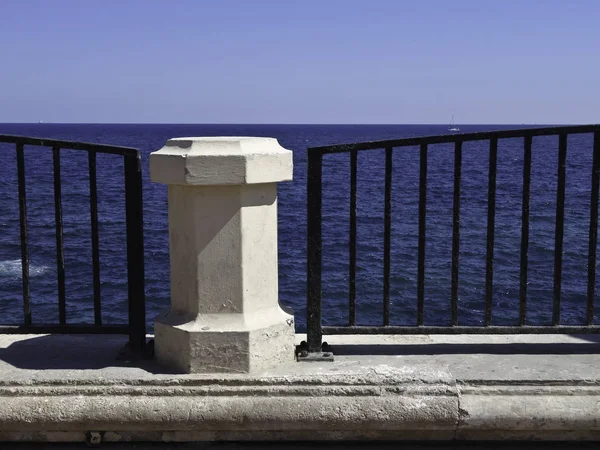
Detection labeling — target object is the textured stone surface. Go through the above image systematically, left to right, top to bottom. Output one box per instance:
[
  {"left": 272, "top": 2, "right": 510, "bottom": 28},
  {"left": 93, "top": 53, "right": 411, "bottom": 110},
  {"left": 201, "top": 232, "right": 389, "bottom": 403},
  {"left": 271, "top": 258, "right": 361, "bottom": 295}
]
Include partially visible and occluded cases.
[
  {"left": 149, "top": 137, "right": 294, "bottom": 374},
  {"left": 149, "top": 137, "right": 293, "bottom": 186},
  {"left": 155, "top": 309, "right": 295, "bottom": 373},
  {"left": 1, "top": 334, "right": 600, "bottom": 441},
  {"left": 0, "top": 336, "right": 458, "bottom": 440}
]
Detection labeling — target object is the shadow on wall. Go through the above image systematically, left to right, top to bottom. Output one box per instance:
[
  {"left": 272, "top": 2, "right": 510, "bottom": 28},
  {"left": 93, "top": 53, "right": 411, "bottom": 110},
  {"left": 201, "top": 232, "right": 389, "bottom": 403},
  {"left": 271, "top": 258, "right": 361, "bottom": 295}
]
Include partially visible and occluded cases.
[
  {"left": 3, "top": 442, "right": 600, "bottom": 450},
  {"left": 5, "top": 442, "right": 600, "bottom": 450}
]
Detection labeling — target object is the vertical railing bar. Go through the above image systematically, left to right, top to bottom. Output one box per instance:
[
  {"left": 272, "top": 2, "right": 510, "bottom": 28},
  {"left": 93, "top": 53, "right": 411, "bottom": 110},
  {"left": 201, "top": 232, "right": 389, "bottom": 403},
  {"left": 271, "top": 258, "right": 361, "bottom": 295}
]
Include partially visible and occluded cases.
[
  {"left": 587, "top": 132, "right": 600, "bottom": 325},
  {"left": 553, "top": 134, "right": 567, "bottom": 326},
  {"left": 519, "top": 135, "right": 532, "bottom": 326},
  {"left": 484, "top": 138, "right": 498, "bottom": 326},
  {"left": 451, "top": 141, "right": 462, "bottom": 326},
  {"left": 16, "top": 142, "right": 31, "bottom": 325},
  {"left": 417, "top": 143, "right": 427, "bottom": 326},
  {"left": 53, "top": 146, "right": 66, "bottom": 325},
  {"left": 383, "top": 146, "right": 392, "bottom": 326},
  {"left": 307, "top": 150, "right": 324, "bottom": 352},
  {"left": 349, "top": 150, "right": 357, "bottom": 326},
  {"left": 88, "top": 151, "right": 102, "bottom": 325},
  {"left": 124, "top": 153, "right": 147, "bottom": 353}
]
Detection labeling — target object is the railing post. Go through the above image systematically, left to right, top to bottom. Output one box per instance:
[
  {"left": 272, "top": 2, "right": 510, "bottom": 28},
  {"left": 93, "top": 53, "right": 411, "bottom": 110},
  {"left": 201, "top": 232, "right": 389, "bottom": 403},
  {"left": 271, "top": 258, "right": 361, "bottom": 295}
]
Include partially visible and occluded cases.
[
  {"left": 149, "top": 137, "right": 295, "bottom": 373},
  {"left": 16, "top": 142, "right": 32, "bottom": 325},
  {"left": 300, "top": 150, "right": 332, "bottom": 361},
  {"left": 124, "top": 153, "right": 147, "bottom": 355}
]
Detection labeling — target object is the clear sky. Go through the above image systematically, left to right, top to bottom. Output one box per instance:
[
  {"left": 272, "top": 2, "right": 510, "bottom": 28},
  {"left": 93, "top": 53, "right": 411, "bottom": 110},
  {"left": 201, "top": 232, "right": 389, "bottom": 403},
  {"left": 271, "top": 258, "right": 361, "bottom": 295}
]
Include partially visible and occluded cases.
[{"left": 1, "top": 0, "right": 598, "bottom": 124}]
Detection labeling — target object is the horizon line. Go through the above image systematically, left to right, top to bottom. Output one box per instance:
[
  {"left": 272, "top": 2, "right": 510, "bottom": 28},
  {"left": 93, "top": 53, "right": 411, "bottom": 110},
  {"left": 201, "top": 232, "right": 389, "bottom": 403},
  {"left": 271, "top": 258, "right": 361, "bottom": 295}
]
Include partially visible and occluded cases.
[{"left": 0, "top": 122, "right": 581, "bottom": 126}]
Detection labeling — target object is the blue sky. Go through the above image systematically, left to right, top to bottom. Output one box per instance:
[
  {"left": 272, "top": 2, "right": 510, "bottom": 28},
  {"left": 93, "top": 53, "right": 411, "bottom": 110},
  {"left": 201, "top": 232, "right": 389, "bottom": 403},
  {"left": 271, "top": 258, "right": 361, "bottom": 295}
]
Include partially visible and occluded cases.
[{"left": 1, "top": 0, "right": 598, "bottom": 124}]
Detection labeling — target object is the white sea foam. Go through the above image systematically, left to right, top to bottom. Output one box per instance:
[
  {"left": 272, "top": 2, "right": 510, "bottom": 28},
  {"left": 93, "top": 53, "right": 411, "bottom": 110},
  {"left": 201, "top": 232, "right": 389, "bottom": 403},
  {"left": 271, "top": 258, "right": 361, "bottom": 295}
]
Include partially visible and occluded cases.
[{"left": 0, "top": 259, "right": 50, "bottom": 279}]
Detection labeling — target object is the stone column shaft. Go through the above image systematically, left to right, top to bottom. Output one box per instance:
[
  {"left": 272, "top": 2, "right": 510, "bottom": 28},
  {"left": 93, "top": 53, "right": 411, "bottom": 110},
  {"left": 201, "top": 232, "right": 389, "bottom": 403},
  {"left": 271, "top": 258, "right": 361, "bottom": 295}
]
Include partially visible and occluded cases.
[{"left": 150, "top": 137, "right": 295, "bottom": 374}]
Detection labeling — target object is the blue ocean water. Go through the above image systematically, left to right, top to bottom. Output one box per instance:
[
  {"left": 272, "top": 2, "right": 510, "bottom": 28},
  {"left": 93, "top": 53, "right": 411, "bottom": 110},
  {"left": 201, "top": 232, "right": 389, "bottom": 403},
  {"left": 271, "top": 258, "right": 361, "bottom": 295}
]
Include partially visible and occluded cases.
[{"left": 0, "top": 124, "right": 597, "bottom": 330}]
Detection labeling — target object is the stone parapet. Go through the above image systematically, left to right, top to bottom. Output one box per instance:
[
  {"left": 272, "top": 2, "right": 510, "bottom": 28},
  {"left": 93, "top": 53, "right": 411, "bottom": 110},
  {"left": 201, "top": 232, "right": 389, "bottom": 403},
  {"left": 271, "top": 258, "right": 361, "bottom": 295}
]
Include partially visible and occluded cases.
[
  {"left": 1, "top": 334, "right": 600, "bottom": 442},
  {"left": 3, "top": 366, "right": 600, "bottom": 442}
]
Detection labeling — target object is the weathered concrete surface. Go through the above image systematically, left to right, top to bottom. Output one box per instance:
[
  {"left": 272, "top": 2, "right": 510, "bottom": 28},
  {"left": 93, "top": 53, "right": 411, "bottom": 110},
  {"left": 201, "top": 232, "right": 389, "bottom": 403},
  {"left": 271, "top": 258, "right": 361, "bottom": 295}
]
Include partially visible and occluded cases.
[
  {"left": 149, "top": 137, "right": 293, "bottom": 186},
  {"left": 150, "top": 137, "right": 295, "bottom": 374},
  {"left": 1, "top": 334, "right": 600, "bottom": 441}
]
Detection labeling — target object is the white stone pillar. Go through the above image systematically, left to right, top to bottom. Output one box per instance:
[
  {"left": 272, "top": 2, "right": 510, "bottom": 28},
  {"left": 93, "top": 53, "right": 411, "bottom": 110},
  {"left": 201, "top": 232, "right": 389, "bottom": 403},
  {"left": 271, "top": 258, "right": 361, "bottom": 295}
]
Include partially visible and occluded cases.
[{"left": 149, "top": 137, "right": 295, "bottom": 374}]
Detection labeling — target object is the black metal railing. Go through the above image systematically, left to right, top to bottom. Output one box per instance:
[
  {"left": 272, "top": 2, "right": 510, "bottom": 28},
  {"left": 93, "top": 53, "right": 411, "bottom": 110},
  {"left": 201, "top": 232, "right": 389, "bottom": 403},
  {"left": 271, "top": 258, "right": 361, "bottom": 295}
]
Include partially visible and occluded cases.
[
  {"left": 304, "top": 125, "right": 600, "bottom": 355},
  {"left": 0, "top": 135, "right": 146, "bottom": 354}
]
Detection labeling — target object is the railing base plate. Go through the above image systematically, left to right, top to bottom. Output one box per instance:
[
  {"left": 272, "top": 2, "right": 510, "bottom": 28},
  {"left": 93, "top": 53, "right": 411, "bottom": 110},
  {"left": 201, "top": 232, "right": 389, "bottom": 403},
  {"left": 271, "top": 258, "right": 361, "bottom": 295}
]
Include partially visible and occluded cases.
[
  {"left": 296, "top": 341, "right": 334, "bottom": 362},
  {"left": 297, "top": 351, "right": 334, "bottom": 362}
]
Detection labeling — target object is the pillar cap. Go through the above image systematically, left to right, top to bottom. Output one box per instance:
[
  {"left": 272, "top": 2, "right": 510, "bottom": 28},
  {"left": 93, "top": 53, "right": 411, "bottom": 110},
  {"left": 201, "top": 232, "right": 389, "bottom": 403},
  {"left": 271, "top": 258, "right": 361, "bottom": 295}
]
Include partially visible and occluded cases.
[{"left": 150, "top": 137, "right": 293, "bottom": 186}]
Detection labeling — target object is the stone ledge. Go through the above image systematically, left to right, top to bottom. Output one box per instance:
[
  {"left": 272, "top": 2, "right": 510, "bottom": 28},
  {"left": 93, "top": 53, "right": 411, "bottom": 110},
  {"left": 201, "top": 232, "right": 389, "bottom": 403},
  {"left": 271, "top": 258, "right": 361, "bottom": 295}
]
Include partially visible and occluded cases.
[
  {"left": 2, "top": 334, "right": 600, "bottom": 441},
  {"left": 0, "top": 366, "right": 457, "bottom": 441},
  {"left": 3, "top": 374, "right": 600, "bottom": 441},
  {"left": 457, "top": 384, "right": 600, "bottom": 439}
]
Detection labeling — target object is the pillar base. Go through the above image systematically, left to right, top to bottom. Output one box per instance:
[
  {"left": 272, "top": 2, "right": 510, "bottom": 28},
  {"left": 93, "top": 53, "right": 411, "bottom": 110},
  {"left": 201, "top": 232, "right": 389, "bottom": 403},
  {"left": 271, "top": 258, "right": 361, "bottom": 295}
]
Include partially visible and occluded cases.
[{"left": 154, "top": 308, "right": 295, "bottom": 374}]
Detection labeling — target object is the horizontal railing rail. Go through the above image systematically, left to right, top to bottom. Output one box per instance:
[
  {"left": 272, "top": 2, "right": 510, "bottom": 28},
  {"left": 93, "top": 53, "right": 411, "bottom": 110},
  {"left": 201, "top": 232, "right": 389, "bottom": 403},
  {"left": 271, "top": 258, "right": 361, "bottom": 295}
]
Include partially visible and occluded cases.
[
  {"left": 309, "top": 124, "right": 600, "bottom": 153},
  {"left": 304, "top": 125, "right": 600, "bottom": 357},
  {"left": 0, "top": 134, "right": 146, "bottom": 354}
]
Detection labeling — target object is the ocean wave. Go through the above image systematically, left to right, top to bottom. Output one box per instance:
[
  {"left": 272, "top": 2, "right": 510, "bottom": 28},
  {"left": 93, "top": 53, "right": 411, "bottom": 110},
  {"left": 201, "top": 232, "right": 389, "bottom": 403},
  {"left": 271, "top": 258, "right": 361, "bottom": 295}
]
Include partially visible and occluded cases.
[{"left": 0, "top": 259, "right": 51, "bottom": 279}]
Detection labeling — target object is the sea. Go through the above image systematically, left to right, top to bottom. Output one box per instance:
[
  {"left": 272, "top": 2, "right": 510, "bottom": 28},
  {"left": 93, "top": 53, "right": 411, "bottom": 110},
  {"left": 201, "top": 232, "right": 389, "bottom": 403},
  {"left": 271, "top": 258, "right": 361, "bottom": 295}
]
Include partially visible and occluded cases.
[{"left": 0, "top": 123, "right": 598, "bottom": 331}]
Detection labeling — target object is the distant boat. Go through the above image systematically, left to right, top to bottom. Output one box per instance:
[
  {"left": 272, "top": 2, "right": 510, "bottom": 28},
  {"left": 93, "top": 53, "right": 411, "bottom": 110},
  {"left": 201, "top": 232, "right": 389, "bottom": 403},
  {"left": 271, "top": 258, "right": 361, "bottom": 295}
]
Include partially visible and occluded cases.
[
  {"left": 448, "top": 115, "right": 460, "bottom": 132},
  {"left": 38, "top": 120, "right": 43, "bottom": 124}
]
